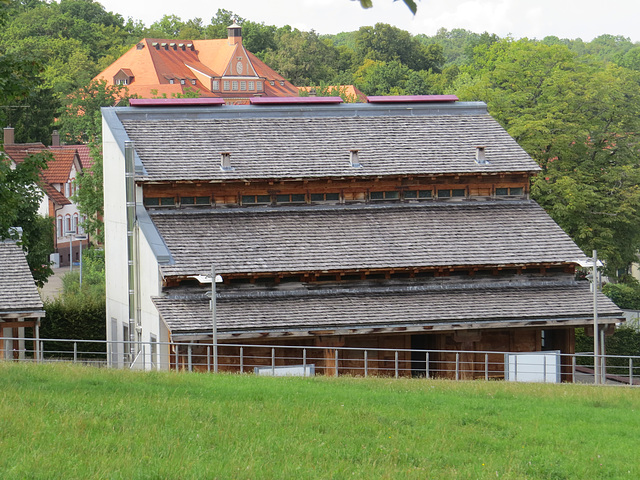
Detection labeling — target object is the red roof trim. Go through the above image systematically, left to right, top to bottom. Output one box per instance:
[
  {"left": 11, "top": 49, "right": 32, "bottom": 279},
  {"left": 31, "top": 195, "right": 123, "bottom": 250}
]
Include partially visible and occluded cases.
[
  {"left": 366, "top": 95, "right": 459, "bottom": 103},
  {"left": 250, "top": 96, "right": 344, "bottom": 105},
  {"left": 129, "top": 98, "right": 225, "bottom": 107}
]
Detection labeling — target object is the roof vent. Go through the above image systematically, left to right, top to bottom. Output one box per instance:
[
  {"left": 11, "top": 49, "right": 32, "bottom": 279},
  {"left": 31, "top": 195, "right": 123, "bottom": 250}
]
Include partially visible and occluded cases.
[
  {"left": 152, "top": 42, "right": 159, "bottom": 49},
  {"left": 161, "top": 42, "right": 168, "bottom": 49},
  {"left": 170, "top": 42, "right": 176, "bottom": 49},
  {"left": 136, "top": 43, "right": 144, "bottom": 50},
  {"left": 179, "top": 43, "right": 185, "bottom": 50},
  {"left": 187, "top": 43, "right": 194, "bottom": 50},
  {"left": 279, "top": 80, "right": 285, "bottom": 86},
  {"left": 475, "top": 146, "right": 489, "bottom": 165},
  {"left": 350, "top": 149, "right": 362, "bottom": 168},
  {"left": 220, "top": 152, "right": 234, "bottom": 172}
]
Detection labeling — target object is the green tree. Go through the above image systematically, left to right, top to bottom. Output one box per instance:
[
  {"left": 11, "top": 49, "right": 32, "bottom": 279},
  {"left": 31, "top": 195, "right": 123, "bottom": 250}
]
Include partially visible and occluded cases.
[
  {"left": 354, "top": 23, "right": 444, "bottom": 72},
  {"left": 457, "top": 39, "right": 640, "bottom": 276},
  {"left": 0, "top": 150, "right": 54, "bottom": 286}
]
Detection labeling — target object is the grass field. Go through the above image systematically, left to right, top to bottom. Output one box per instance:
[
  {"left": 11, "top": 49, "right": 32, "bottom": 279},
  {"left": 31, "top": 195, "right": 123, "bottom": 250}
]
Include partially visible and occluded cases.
[{"left": 0, "top": 362, "right": 638, "bottom": 479}]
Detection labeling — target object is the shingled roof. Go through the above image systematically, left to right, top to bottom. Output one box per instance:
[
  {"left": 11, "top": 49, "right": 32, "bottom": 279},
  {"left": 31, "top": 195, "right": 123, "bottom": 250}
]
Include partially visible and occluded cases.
[
  {"left": 120, "top": 103, "right": 540, "bottom": 182},
  {"left": 150, "top": 201, "right": 587, "bottom": 278},
  {"left": 0, "top": 240, "right": 44, "bottom": 318},
  {"left": 153, "top": 280, "right": 622, "bottom": 337}
]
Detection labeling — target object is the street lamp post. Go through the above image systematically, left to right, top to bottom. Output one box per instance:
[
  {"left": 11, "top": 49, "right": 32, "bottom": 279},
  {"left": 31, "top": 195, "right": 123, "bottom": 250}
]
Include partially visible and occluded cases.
[
  {"left": 76, "top": 235, "right": 88, "bottom": 287},
  {"left": 592, "top": 250, "right": 599, "bottom": 385},
  {"left": 210, "top": 266, "right": 223, "bottom": 373}
]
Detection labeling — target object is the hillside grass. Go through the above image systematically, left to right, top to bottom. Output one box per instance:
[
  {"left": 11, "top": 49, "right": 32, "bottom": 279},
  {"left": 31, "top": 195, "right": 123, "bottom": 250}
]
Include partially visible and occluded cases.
[{"left": 0, "top": 363, "right": 638, "bottom": 479}]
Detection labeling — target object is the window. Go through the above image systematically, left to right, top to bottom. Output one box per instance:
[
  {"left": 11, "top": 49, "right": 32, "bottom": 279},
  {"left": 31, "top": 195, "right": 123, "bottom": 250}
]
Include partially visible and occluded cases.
[
  {"left": 169, "top": 79, "right": 174, "bottom": 84},
  {"left": 180, "top": 79, "right": 185, "bottom": 85},
  {"left": 191, "top": 79, "right": 196, "bottom": 85},
  {"left": 212, "top": 80, "right": 220, "bottom": 91},
  {"left": 223, "top": 81, "right": 230, "bottom": 91},
  {"left": 232, "top": 81, "right": 238, "bottom": 91},
  {"left": 240, "top": 81, "right": 246, "bottom": 91},
  {"left": 248, "top": 81, "right": 255, "bottom": 90},
  {"left": 257, "top": 81, "right": 263, "bottom": 91},
  {"left": 64, "top": 183, "right": 70, "bottom": 197},
  {"left": 496, "top": 187, "right": 524, "bottom": 196},
  {"left": 437, "top": 189, "right": 466, "bottom": 199},
  {"left": 404, "top": 190, "right": 432, "bottom": 200},
  {"left": 370, "top": 191, "right": 400, "bottom": 201},
  {"left": 310, "top": 193, "right": 340, "bottom": 202},
  {"left": 276, "top": 194, "right": 306, "bottom": 204},
  {"left": 241, "top": 195, "right": 271, "bottom": 205},
  {"left": 180, "top": 196, "right": 211, "bottom": 206},
  {"left": 144, "top": 197, "right": 174, "bottom": 207},
  {"left": 73, "top": 214, "right": 79, "bottom": 233},
  {"left": 65, "top": 215, "right": 72, "bottom": 234},
  {"left": 57, "top": 216, "right": 63, "bottom": 236}
]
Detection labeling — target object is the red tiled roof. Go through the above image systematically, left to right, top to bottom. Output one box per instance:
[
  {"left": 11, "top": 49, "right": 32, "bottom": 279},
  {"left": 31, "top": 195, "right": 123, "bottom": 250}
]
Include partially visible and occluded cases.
[
  {"left": 94, "top": 36, "right": 298, "bottom": 101},
  {"left": 2, "top": 143, "right": 46, "bottom": 164},
  {"left": 51, "top": 144, "right": 93, "bottom": 170},
  {"left": 41, "top": 149, "right": 77, "bottom": 184},
  {"left": 43, "top": 184, "right": 71, "bottom": 206}
]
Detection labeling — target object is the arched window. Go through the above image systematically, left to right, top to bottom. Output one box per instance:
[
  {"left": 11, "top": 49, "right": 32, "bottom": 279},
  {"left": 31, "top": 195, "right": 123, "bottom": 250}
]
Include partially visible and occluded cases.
[
  {"left": 73, "top": 214, "right": 79, "bottom": 234},
  {"left": 65, "top": 215, "right": 72, "bottom": 234},
  {"left": 57, "top": 216, "right": 63, "bottom": 237}
]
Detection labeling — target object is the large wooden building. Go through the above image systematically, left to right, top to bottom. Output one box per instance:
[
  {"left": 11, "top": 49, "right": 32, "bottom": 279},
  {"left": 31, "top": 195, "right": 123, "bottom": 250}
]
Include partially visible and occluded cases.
[{"left": 102, "top": 95, "right": 622, "bottom": 378}]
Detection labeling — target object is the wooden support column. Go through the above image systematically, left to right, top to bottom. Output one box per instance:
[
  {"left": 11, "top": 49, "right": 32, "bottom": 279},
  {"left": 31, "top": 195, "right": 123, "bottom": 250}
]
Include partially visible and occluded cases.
[
  {"left": 454, "top": 330, "right": 481, "bottom": 380},
  {"left": 315, "top": 336, "right": 345, "bottom": 376}
]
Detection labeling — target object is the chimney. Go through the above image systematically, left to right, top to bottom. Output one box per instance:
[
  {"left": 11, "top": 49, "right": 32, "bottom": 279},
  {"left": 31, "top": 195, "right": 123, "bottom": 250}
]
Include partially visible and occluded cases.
[
  {"left": 227, "top": 23, "right": 242, "bottom": 45},
  {"left": 3, "top": 126, "right": 14, "bottom": 145},
  {"left": 51, "top": 130, "right": 60, "bottom": 147},
  {"left": 475, "top": 146, "right": 488, "bottom": 165},
  {"left": 350, "top": 149, "right": 362, "bottom": 168},
  {"left": 220, "top": 152, "right": 234, "bottom": 171}
]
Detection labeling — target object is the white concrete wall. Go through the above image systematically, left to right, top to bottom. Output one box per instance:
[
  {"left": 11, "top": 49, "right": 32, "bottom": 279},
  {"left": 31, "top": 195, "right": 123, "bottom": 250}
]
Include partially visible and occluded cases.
[
  {"left": 103, "top": 114, "right": 168, "bottom": 370},
  {"left": 103, "top": 116, "right": 130, "bottom": 367}
]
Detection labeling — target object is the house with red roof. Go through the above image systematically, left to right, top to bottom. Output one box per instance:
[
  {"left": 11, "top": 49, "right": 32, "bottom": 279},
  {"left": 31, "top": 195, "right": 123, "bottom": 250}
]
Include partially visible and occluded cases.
[
  {"left": 95, "top": 24, "right": 298, "bottom": 104},
  {"left": 2, "top": 127, "right": 88, "bottom": 268}
]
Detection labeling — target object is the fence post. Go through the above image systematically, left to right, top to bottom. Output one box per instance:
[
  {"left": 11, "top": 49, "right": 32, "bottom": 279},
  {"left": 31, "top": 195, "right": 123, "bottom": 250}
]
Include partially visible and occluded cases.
[
  {"left": 73, "top": 342, "right": 77, "bottom": 364},
  {"left": 143, "top": 344, "right": 146, "bottom": 371},
  {"left": 188, "top": 345, "right": 193, "bottom": 372},
  {"left": 207, "top": 346, "right": 211, "bottom": 372},
  {"left": 240, "top": 346, "right": 244, "bottom": 374},
  {"left": 271, "top": 348, "right": 275, "bottom": 376},
  {"left": 302, "top": 348, "right": 306, "bottom": 376},
  {"left": 335, "top": 349, "right": 339, "bottom": 377},
  {"left": 364, "top": 350, "right": 368, "bottom": 377},
  {"left": 394, "top": 350, "right": 399, "bottom": 379},
  {"left": 425, "top": 351, "right": 429, "bottom": 379},
  {"left": 455, "top": 352, "right": 460, "bottom": 381},
  {"left": 485, "top": 353, "right": 489, "bottom": 381},
  {"left": 543, "top": 355, "right": 547, "bottom": 383},
  {"left": 572, "top": 355, "right": 576, "bottom": 383},
  {"left": 630, "top": 358, "right": 633, "bottom": 386}
]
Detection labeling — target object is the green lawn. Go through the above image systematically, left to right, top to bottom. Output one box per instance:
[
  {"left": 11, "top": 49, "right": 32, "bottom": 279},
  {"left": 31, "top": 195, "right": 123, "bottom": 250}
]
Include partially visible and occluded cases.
[{"left": 0, "top": 362, "right": 638, "bottom": 479}]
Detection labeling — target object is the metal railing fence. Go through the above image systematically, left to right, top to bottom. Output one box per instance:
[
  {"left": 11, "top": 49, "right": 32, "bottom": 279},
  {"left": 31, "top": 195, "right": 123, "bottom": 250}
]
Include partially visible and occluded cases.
[{"left": 1, "top": 336, "right": 639, "bottom": 385}]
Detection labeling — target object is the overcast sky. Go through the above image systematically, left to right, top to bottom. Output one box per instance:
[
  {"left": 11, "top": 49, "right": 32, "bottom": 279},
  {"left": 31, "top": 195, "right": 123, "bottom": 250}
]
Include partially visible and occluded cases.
[{"left": 97, "top": 0, "right": 640, "bottom": 42}]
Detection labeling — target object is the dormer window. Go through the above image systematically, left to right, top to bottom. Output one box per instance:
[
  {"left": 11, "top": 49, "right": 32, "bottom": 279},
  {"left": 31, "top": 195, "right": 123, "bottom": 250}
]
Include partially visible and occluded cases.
[{"left": 113, "top": 69, "right": 134, "bottom": 86}]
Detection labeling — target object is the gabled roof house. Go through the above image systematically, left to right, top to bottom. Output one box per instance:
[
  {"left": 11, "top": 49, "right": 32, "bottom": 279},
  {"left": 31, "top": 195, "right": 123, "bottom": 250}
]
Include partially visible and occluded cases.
[
  {"left": 95, "top": 24, "right": 298, "bottom": 104},
  {"left": 102, "top": 95, "right": 622, "bottom": 379},
  {"left": 2, "top": 127, "right": 89, "bottom": 267}
]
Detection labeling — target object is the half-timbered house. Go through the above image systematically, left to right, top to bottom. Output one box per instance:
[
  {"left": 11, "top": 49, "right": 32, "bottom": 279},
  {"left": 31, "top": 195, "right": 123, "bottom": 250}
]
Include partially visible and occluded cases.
[{"left": 102, "top": 95, "right": 622, "bottom": 378}]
